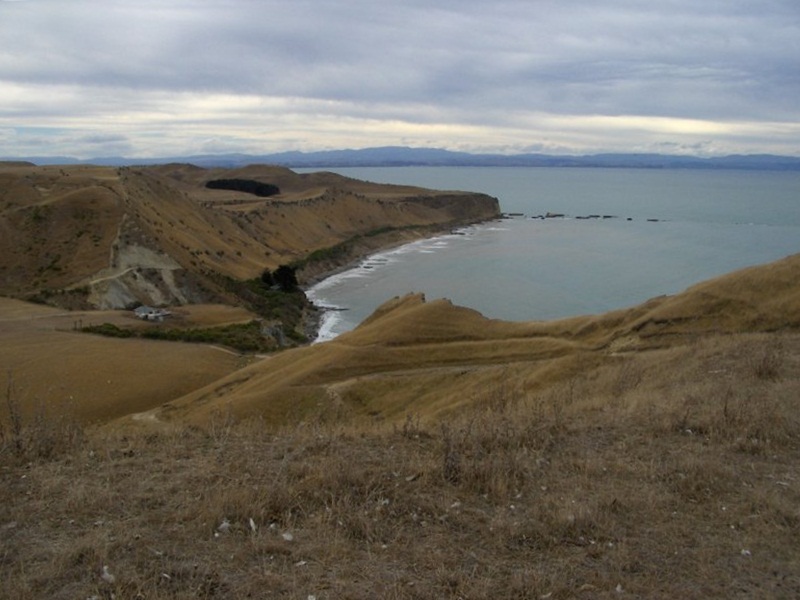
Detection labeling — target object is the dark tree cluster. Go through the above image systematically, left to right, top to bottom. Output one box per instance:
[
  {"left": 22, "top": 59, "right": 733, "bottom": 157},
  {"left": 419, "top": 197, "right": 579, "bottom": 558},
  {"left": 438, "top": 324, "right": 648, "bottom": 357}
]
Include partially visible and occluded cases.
[
  {"left": 205, "top": 178, "right": 280, "bottom": 197},
  {"left": 261, "top": 265, "right": 298, "bottom": 292}
]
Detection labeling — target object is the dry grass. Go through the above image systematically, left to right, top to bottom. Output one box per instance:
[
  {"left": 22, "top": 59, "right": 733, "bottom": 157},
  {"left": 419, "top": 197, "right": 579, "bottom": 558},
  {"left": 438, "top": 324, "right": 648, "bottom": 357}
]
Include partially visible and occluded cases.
[
  {"left": 0, "top": 163, "right": 498, "bottom": 298},
  {"left": 2, "top": 167, "right": 799, "bottom": 598},
  {"left": 133, "top": 254, "right": 800, "bottom": 427},
  {"left": 0, "top": 298, "right": 247, "bottom": 424},
  {"left": 2, "top": 333, "right": 799, "bottom": 599},
  {"left": 1, "top": 373, "right": 84, "bottom": 462}
]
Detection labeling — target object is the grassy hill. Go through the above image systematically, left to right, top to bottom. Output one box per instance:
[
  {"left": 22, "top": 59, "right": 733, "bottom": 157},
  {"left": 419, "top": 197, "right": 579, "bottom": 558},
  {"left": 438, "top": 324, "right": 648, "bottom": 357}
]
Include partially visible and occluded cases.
[
  {"left": 0, "top": 161, "right": 798, "bottom": 597},
  {"left": 0, "top": 162, "right": 499, "bottom": 308},
  {"left": 131, "top": 253, "right": 800, "bottom": 427},
  {"left": 1, "top": 256, "right": 798, "bottom": 598}
]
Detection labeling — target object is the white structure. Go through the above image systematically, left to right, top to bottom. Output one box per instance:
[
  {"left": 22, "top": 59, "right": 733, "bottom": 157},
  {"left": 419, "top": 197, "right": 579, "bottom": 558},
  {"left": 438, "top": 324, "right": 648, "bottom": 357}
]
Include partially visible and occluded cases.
[{"left": 133, "top": 305, "right": 171, "bottom": 321}]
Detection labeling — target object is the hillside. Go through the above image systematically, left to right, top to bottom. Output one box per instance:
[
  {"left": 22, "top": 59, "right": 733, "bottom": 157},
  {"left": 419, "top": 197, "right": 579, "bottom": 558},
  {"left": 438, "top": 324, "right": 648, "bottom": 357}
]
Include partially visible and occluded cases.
[
  {"left": 0, "top": 162, "right": 500, "bottom": 311},
  {"left": 1, "top": 250, "right": 797, "bottom": 429},
  {"left": 137, "top": 252, "right": 800, "bottom": 426},
  {"left": 1, "top": 253, "right": 799, "bottom": 598}
]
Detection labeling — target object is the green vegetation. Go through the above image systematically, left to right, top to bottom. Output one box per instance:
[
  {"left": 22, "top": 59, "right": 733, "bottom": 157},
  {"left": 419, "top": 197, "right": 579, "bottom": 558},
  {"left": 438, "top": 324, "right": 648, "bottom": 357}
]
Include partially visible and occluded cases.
[
  {"left": 291, "top": 225, "right": 418, "bottom": 271},
  {"left": 271, "top": 264, "right": 299, "bottom": 292},
  {"left": 260, "top": 265, "right": 299, "bottom": 291},
  {"left": 78, "top": 267, "right": 310, "bottom": 352},
  {"left": 212, "top": 269, "right": 310, "bottom": 340},
  {"left": 82, "top": 320, "right": 278, "bottom": 353},
  {"left": 140, "top": 321, "right": 272, "bottom": 352},
  {"left": 81, "top": 323, "right": 134, "bottom": 338}
]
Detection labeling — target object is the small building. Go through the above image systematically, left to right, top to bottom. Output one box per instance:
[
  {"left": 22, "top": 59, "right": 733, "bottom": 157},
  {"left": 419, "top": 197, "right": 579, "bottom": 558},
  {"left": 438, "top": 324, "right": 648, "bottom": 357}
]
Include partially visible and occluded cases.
[{"left": 133, "top": 305, "right": 171, "bottom": 322}]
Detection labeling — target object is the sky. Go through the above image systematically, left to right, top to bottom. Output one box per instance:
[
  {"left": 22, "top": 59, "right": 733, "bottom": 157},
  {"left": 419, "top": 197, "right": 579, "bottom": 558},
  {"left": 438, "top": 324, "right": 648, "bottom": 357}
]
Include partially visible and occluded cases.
[{"left": 1, "top": 0, "right": 799, "bottom": 159}]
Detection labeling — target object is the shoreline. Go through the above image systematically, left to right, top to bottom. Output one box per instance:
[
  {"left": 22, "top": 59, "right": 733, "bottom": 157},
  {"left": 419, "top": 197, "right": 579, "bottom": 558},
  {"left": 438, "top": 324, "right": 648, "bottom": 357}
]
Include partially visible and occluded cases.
[
  {"left": 299, "top": 219, "right": 502, "bottom": 343},
  {"left": 297, "top": 221, "right": 493, "bottom": 287}
]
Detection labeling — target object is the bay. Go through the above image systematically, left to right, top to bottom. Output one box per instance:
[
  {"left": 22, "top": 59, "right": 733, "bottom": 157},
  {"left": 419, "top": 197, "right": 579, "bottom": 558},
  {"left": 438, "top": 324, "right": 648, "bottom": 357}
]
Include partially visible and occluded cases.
[{"left": 299, "top": 167, "right": 800, "bottom": 341}]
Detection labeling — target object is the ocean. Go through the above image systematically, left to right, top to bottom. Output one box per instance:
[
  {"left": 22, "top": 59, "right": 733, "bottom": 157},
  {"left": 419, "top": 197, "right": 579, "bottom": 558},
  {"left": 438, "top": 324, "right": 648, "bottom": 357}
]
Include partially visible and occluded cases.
[{"left": 299, "top": 167, "right": 800, "bottom": 341}]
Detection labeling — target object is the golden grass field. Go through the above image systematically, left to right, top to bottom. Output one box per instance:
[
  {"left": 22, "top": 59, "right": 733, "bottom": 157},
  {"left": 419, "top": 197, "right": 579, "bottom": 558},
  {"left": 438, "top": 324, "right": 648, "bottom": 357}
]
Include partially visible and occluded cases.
[
  {"left": 1, "top": 162, "right": 799, "bottom": 598},
  {"left": 1, "top": 253, "right": 799, "bottom": 598},
  {"left": 0, "top": 298, "right": 253, "bottom": 423},
  {"left": 1, "top": 326, "right": 798, "bottom": 598}
]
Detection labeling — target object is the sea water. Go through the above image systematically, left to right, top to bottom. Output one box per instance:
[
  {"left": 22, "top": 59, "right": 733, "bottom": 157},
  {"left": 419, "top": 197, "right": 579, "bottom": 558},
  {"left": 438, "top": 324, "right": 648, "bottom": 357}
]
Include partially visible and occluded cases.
[{"left": 299, "top": 167, "right": 800, "bottom": 341}]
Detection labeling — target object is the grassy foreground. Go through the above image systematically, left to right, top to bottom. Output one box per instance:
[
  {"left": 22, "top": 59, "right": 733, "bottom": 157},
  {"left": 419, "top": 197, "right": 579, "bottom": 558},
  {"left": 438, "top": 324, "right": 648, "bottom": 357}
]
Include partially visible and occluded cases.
[{"left": 2, "top": 332, "right": 799, "bottom": 599}]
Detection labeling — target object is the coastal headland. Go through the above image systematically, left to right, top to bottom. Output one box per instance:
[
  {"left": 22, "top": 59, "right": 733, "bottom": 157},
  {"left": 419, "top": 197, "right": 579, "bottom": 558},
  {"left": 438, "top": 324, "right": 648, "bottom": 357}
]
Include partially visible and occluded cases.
[{"left": 0, "top": 162, "right": 500, "bottom": 309}]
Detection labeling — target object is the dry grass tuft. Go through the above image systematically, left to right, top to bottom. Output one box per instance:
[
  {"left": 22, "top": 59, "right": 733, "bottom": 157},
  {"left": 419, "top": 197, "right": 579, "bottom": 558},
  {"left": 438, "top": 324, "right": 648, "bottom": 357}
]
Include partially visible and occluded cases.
[{"left": 1, "top": 372, "right": 84, "bottom": 463}]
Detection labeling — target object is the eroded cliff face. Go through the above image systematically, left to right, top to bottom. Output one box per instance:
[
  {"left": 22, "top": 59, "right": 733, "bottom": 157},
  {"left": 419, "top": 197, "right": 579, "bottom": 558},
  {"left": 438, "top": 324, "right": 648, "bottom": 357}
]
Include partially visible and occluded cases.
[{"left": 0, "top": 163, "right": 500, "bottom": 309}]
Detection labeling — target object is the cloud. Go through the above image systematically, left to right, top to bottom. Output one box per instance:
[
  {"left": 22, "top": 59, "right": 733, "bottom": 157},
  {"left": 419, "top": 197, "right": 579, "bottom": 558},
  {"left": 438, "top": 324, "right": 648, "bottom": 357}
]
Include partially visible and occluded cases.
[{"left": 0, "top": 0, "right": 798, "bottom": 157}]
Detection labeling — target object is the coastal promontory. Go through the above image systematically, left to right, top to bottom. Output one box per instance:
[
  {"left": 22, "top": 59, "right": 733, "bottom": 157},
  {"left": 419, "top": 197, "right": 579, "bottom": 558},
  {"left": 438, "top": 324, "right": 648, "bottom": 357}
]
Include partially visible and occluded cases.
[{"left": 0, "top": 162, "right": 500, "bottom": 311}]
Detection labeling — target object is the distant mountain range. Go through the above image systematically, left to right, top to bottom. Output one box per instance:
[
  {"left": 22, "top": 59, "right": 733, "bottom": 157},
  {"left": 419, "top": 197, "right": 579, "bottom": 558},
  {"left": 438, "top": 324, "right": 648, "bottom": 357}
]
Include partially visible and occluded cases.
[{"left": 7, "top": 146, "right": 800, "bottom": 170}]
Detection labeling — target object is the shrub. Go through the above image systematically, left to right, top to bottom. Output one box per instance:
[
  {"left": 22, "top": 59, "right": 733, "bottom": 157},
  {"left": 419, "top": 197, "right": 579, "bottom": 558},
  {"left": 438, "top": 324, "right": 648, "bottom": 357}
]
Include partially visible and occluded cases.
[
  {"left": 273, "top": 265, "right": 299, "bottom": 292},
  {"left": 260, "top": 270, "right": 274, "bottom": 289},
  {"left": 82, "top": 323, "right": 135, "bottom": 338}
]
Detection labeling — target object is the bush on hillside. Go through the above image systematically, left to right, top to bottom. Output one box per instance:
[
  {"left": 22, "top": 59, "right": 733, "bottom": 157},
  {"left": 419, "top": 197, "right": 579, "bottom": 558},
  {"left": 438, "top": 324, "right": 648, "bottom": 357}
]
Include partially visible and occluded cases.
[
  {"left": 272, "top": 265, "right": 299, "bottom": 292},
  {"left": 258, "top": 266, "right": 298, "bottom": 292},
  {"left": 260, "top": 269, "right": 275, "bottom": 287},
  {"left": 82, "top": 323, "right": 135, "bottom": 338}
]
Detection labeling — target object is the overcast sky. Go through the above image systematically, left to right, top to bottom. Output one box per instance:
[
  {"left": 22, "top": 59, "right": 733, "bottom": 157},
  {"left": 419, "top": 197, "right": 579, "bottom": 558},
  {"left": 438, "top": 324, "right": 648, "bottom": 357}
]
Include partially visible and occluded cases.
[{"left": 1, "top": 0, "right": 799, "bottom": 159}]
